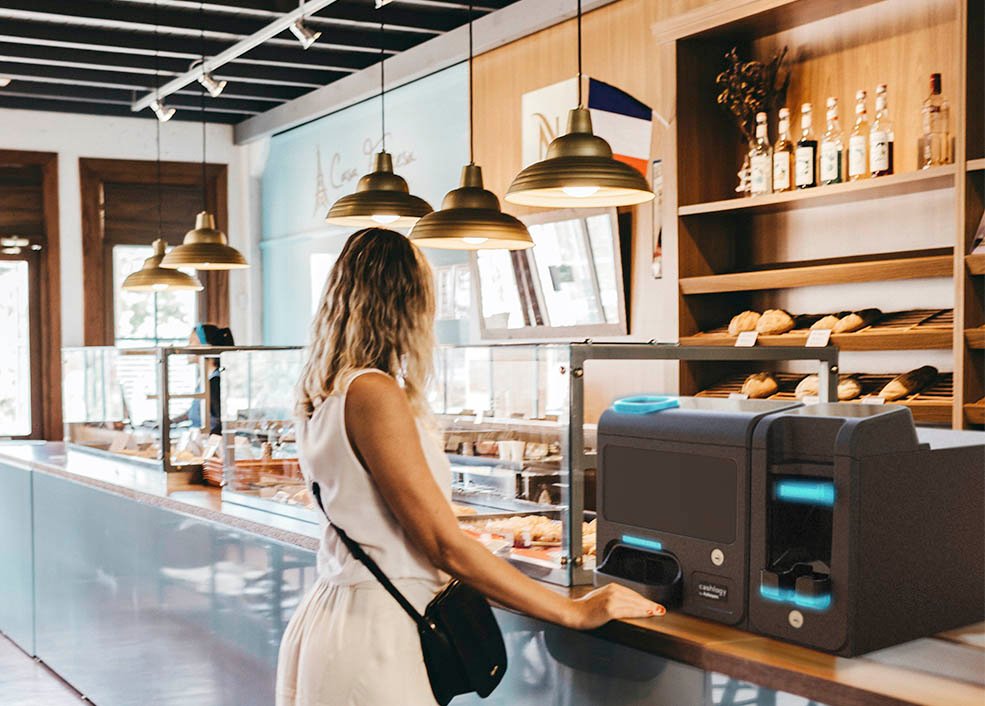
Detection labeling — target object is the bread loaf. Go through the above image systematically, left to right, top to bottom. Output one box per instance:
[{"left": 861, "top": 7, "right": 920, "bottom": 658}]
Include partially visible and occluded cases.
[
  {"left": 833, "top": 308, "right": 882, "bottom": 333},
  {"left": 756, "top": 309, "right": 796, "bottom": 335},
  {"left": 728, "top": 310, "right": 761, "bottom": 336},
  {"left": 811, "top": 315, "right": 841, "bottom": 330},
  {"left": 879, "top": 366, "right": 938, "bottom": 401},
  {"left": 741, "top": 372, "right": 778, "bottom": 398},
  {"left": 795, "top": 374, "right": 863, "bottom": 401}
]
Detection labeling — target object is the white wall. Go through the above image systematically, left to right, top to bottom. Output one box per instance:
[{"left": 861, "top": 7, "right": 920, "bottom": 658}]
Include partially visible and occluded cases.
[{"left": 0, "top": 107, "right": 258, "bottom": 345}]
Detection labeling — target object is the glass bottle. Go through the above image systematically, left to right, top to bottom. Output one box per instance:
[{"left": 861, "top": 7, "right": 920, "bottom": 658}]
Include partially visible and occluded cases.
[
  {"left": 920, "top": 73, "right": 950, "bottom": 168},
  {"left": 870, "top": 84, "right": 894, "bottom": 177},
  {"left": 848, "top": 90, "right": 869, "bottom": 180},
  {"left": 820, "top": 97, "right": 844, "bottom": 185},
  {"left": 795, "top": 102, "right": 818, "bottom": 189},
  {"left": 773, "top": 108, "right": 794, "bottom": 192},
  {"left": 749, "top": 111, "right": 772, "bottom": 196}
]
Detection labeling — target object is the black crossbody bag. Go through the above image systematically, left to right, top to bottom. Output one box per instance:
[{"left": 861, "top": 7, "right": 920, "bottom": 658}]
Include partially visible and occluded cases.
[{"left": 311, "top": 482, "right": 507, "bottom": 705}]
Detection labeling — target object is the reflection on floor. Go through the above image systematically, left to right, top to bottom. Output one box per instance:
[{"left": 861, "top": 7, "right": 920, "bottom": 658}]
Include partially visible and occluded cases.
[{"left": 0, "top": 634, "right": 86, "bottom": 705}]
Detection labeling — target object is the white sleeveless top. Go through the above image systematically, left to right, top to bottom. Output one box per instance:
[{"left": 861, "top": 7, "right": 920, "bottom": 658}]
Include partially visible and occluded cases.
[{"left": 297, "top": 369, "right": 450, "bottom": 585}]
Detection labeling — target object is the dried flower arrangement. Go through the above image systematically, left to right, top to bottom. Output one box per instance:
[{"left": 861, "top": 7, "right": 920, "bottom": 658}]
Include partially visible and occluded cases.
[{"left": 716, "top": 47, "right": 791, "bottom": 145}]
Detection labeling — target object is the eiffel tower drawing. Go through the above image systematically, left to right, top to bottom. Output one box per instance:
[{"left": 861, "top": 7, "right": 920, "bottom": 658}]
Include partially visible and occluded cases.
[{"left": 313, "top": 145, "right": 329, "bottom": 216}]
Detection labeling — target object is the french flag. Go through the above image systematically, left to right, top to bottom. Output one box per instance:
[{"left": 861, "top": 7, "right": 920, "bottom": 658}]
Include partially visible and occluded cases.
[{"left": 587, "top": 78, "right": 653, "bottom": 177}]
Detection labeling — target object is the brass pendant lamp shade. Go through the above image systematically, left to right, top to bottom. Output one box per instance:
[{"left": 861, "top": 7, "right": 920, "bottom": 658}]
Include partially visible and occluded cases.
[
  {"left": 506, "top": 107, "right": 654, "bottom": 208},
  {"left": 324, "top": 152, "right": 433, "bottom": 228},
  {"left": 410, "top": 165, "right": 533, "bottom": 250},
  {"left": 160, "top": 211, "right": 249, "bottom": 270},
  {"left": 123, "top": 239, "right": 204, "bottom": 291}
]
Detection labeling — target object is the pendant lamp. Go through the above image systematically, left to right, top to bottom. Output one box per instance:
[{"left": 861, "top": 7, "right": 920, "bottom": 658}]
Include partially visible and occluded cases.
[
  {"left": 504, "top": 0, "right": 653, "bottom": 208},
  {"left": 122, "top": 2, "right": 203, "bottom": 293},
  {"left": 162, "top": 3, "right": 249, "bottom": 271},
  {"left": 410, "top": 3, "right": 532, "bottom": 250},
  {"left": 325, "top": 17, "right": 432, "bottom": 228},
  {"left": 123, "top": 239, "right": 204, "bottom": 291}
]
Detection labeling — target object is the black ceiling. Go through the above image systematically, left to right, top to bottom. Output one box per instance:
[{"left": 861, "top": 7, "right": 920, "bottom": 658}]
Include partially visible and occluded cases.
[{"left": 0, "top": 0, "right": 521, "bottom": 125}]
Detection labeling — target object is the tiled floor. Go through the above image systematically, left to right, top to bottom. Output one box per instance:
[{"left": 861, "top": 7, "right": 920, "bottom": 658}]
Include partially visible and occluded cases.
[{"left": 0, "top": 634, "right": 86, "bottom": 705}]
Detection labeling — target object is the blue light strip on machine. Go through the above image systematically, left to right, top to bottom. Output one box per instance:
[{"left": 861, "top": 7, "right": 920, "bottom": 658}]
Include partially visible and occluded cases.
[
  {"left": 774, "top": 480, "right": 835, "bottom": 507},
  {"left": 621, "top": 535, "right": 663, "bottom": 552},
  {"left": 759, "top": 585, "right": 832, "bottom": 612}
]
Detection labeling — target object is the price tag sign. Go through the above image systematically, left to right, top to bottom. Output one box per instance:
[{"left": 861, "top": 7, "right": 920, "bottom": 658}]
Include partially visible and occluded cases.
[
  {"left": 805, "top": 329, "right": 832, "bottom": 347},
  {"left": 735, "top": 331, "right": 759, "bottom": 347},
  {"left": 728, "top": 392, "right": 749, "bottom": 400},
  {"left": 801, "top": 395, "right": 820, "bottom": 405},
  {"left": 862, "top": 396, "right": 886, "bottom": 405},
  {"left": 474, "top": 409, "right": 485, "bottom": 424}
]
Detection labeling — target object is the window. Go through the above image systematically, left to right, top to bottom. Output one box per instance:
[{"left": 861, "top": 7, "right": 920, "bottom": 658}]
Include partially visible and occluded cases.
[
  {"left": 112, "top": 244, "right": 198, "bottom": 347},
  {"left": 0, "top": 260, "right": 33, "bottom": 436}
]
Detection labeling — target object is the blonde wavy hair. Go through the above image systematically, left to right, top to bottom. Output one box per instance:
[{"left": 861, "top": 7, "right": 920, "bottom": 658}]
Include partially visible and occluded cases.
[{"left": 296, "top": 228, "right": 436, "bottom": 420}]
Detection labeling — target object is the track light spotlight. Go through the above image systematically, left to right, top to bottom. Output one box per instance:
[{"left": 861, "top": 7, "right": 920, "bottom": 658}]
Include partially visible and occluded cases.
[
  {"left": 290, "top": 18, "right": 321, "bottom": 49},
  {"left": 198, "top": 71, "right": 227, "bottom": 98},
  {"left": 0, "top": 77, "right": 10, "bottom": 88},
  {"left": 151, "top": 99, "right": 176, "bottom": 122}
]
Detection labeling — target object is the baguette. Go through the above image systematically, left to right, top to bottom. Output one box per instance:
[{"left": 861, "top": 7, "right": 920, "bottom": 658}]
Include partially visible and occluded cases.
[
  {"left": 833, "top": 308, "right": 882, "bottom": 334},
  {"left": 756, "top": 309, "right": 796, "bottom": 335},
  {"left": 728, "top": 310, "right": 761, "bottom": 336},
  {"left": 811, "top": 315, "right": 841, "bottom": 330},
  {"left": 879, "top": 366, "right": 938, "bottom": 401},
  {"left": 741, "top": 372, "right": 778, "bottom": 399},
  {"left": 795, "top": 374, "right": 863, "bottom": 401}
]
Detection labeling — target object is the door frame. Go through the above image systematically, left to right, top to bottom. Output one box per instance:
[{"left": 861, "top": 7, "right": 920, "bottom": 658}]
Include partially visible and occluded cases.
[{"left": 0, "top": 150, "right": 61, "bottom": 440}]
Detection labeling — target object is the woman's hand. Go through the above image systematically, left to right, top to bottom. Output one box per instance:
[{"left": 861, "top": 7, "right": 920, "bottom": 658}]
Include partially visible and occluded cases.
[{"left": 566, "top": 584, "right": 666, "bottom": 630}]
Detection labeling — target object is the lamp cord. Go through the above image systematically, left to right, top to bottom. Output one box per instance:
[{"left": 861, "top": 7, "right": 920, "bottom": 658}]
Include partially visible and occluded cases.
[
  {"left": 154, "top": 0, "right": 162, "bottom": 240},
  {"left": 468, "top": 0, "right": 474, "bottom": 164},
  {"left": 577, "top": 0, "right": 583, "bottom": 107},
  {"left": 200, "top": 1, "right": 207, "bottom": 213},
  {"left": 380, "top": 19, "right": 386, "bottom": 153}
]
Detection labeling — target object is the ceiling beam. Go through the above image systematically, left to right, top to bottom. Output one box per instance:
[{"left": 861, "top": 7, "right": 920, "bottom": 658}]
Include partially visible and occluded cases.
[
  {"left": 0, "top": 17, "right": 370, "bottom": 71},
  {"left": 0, "top": 94, "right": 247, "bottom": 123}
]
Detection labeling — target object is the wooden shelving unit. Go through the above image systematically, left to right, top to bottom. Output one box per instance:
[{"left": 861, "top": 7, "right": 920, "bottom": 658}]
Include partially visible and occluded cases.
[
  {"left": 658, "top": 0, "right": 981, "bottom": 426},
  {"left": 678, "top": 166, "right": 956, "bottom": 217},
  {"left": 679, "top": 252, "right": 951, "bottom": 295},
  {"left": 681, "top": 309, "right": 953, "bottom": 351},
  {"left": 965, "top": 327, "right": 985, "bottom": 349},
  {"left": 965, "top": 400, "right": 985, "bottom": 425}
]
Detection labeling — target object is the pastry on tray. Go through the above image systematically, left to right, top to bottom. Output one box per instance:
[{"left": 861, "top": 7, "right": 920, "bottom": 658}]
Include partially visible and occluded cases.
[
  {"left": 833, "top": 308, "right": 882, "bottom": 333},
  {"left": 756, "top": 309, "right": 796, "bottom": 335},
  {"left": 728, "top": 310, "right": 761, "bottom": 336},
  {"left": 811, "top": 314, "right": 841, "bottom": 330},
  {"left": 879, "top": 366, "right": 938, "bottom": 401},
  {"left": 741, "top": 372, "right": 778, "bottom": 398},
  {"left": 795, "top": 374, "right": 862, "bottom": 401}
]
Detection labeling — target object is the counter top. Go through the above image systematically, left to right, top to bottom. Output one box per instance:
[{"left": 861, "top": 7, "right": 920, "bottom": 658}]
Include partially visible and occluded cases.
[{"left": 1, "top": 442, "right": 982, "bottom": 706}]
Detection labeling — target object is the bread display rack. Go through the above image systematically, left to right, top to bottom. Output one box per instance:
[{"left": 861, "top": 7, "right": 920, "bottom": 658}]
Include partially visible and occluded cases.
[{"left": 657, "top": 0, "right": 983, "bottom": 427}]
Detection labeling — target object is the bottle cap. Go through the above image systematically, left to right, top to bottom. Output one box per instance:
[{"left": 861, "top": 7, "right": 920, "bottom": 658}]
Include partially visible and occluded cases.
[
  {"left": 930, "top": 73, "right": 942, "bottom": 93},
  {"left": 876, "top": 83, "right": 887, "bottom": 94},
  {"left": 855, "top": 89, "right": 866, "bottom": 101},
  {"left": 826, "top": 96, "right": 837, "bottom": 108},
  {"left": 801, "top": 102, "right": 812, "bottom": 113},
  {"left": 779, "top": 108, "right": 790, "bottom": 118},
  {"left": 756, "top": 111, "right": 767, "bottom": 121}
]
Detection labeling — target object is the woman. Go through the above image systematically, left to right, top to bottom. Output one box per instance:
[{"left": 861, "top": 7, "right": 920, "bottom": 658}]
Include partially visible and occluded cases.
[{"left": 277, "top": 228, "right": 661, "bottom": 706}]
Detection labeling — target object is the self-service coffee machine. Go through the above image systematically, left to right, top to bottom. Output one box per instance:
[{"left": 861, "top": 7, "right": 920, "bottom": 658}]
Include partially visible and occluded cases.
[
  {"left": 594, "top": 396, "right": 801, "bottom": 626},
  {"left": 748, "top": 404, "right": 985, "bottom": 656}
]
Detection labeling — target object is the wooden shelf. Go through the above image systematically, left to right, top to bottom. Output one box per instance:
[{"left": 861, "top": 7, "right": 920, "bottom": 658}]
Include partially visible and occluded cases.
[
  {"left": 967, "top": 158, "right": 985, "bottom": 172},
  {"left": 678, "top": 166, "right": 956, "bottom": 217},
  {"left": 680, "top": 252, "right": 953, "bottom": 295},
  {"left": 967, "top": 253, "right": 985, "bottom": 275},
  {"left": 681, "top": 310, "right": 953, "bottom": 351},
  {"left": 966, "top": 327, "right": 985, "bottom": 349},
  {"left": 696, "top": 372, "right": 954, "bottom": 425},
  {"left": 965, "top": 401, "right": 985, "bottom": 426}
]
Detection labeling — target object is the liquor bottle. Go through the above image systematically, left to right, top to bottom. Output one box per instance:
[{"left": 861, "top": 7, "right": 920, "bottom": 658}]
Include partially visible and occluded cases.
[
  {"left": 920, "top": 73, "right": 950, "bottom": 168},
  {"left": 870, "top": 84, "right": 894, "bottom": 177},
  {"left": 848, "top": 90, "right": 869, "bottom": 181},
  {"left": 820, "top": 97, "right": 844, "bottom": 185},
  {"left": 795, "top": 102, "right": 818, "bottom": 189},
  {"left": 773, "top": 108, "right": 795, "bottom": 192},
  {"left": 749, "top": 111, "right": 772, "bottom": 196}
]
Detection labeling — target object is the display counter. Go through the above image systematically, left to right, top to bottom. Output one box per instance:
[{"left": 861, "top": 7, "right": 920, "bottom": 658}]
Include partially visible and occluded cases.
[{"left": 1, "top": 442, "right": 981, "bottom": 706}]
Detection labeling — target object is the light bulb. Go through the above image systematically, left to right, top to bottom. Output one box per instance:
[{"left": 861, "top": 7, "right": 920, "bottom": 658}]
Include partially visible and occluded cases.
[
  {"left": 561, "top": 185, "right": 600, "bottom": 198},
  {"left": 371, "top": 214, "right": 400, "bottom": 225},
  {"left": 462, "top": 237, "right": 488, "bottom": 245},
  {"left": 151, "top": 284, "right": 169, "bottom": 291}
]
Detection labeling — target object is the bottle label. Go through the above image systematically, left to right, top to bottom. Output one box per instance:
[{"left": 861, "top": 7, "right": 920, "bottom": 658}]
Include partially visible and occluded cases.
[
  {"left": 870, "top": 130, "right": 890, "bottom": 171},
  {"left": 848, "top": 135, "right": 867, "bottom": 176},
  {"left": 820, "top": 141, "right": 841, "bottom": 182},
  {"left": 795, "top": 146, "right": 815, "bottom": 186},
  {"left": 773, "top": 152, "right": 791, "bottom": 190},
  {"left": 750, "top": 154, "right": 771, "bottom": 195}
]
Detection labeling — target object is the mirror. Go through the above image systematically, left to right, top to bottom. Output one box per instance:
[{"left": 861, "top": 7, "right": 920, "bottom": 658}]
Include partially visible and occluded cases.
[{"left": 473, "top": 208, "right": 627, "bottom": 339}]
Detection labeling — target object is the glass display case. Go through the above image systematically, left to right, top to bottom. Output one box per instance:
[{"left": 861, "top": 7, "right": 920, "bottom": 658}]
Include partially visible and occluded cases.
[{"left": 62, "top": 346, "right": 299, "bottom": 475}]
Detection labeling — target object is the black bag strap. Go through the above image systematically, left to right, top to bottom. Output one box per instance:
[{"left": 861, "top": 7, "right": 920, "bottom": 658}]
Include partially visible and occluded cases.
[{"left": 310, "top": 481, "right": 432, "bottom": 631}]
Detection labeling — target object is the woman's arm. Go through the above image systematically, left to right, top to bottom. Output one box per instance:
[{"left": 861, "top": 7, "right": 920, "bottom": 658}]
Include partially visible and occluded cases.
[{"left": 344, "top": 373, "right": 663, "bottom": 630}]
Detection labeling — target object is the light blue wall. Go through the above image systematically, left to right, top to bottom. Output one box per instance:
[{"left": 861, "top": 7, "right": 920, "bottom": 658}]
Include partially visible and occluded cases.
[{"left": 260, "top": 64, "right": 471, "bottom": 345}]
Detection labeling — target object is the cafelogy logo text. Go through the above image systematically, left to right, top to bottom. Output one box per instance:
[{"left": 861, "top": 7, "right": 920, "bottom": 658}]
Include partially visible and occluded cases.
[{"left": 697, "top": 581, "right": 728, "bottom": 602}]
